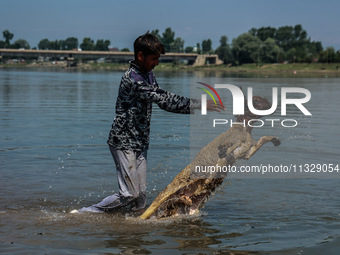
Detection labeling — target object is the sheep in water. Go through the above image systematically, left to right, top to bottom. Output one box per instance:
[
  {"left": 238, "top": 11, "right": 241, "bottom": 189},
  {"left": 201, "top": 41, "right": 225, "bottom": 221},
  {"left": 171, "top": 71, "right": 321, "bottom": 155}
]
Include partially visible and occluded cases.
[{"left": 140, "top": 96, "right": 280, "bottom": 220}]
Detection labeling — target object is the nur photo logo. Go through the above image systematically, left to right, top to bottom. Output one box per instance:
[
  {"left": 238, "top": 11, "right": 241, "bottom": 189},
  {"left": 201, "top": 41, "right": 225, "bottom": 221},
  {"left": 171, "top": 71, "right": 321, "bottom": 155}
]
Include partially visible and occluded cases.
[
  {"left": 196, "top": 82, "right": 224, "bottom": 115},
  {"left": 197, "top": 82, "right": 312, "bottom": 128}
]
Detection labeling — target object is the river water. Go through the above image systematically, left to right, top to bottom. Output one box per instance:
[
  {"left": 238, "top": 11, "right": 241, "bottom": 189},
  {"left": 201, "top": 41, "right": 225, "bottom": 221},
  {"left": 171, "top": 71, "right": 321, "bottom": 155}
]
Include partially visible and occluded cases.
[{"left": 0, "top": 68, "right": 340, "bottom": 254}]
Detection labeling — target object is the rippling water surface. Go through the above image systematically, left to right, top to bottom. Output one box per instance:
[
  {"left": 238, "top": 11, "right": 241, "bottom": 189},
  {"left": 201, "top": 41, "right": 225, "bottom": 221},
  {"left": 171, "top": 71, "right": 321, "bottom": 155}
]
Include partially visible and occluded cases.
[{"left": 1, "top": 68, "right": 340, "bottom": 254}]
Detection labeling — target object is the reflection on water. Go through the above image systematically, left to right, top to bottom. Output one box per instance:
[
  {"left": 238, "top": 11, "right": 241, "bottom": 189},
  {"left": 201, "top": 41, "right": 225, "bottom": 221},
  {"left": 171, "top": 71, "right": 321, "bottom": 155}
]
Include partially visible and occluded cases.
[{"left": 0, "top": 68, "right": 340, "bottom": 254}]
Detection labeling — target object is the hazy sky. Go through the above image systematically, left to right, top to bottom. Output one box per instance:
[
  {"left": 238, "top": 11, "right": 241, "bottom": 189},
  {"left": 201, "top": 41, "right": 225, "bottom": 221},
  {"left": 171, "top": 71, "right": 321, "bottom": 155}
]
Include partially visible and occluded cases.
[{"left": 1, "top": 0, "right": 339, "bottom": 50}]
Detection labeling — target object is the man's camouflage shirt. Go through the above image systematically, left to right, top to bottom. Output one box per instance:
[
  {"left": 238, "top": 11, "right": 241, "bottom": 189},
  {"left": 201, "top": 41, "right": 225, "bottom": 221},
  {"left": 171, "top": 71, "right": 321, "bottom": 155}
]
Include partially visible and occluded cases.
[{"left": 107, "top": 62, "right": 201, "bottom": 151}]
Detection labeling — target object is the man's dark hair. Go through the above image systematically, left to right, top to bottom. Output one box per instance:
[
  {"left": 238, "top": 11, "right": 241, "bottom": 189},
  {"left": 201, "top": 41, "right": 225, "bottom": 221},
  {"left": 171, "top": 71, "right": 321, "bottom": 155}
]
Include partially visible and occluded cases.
[{"left": 134, "top": 32, "right": 165, "bottom": 58}]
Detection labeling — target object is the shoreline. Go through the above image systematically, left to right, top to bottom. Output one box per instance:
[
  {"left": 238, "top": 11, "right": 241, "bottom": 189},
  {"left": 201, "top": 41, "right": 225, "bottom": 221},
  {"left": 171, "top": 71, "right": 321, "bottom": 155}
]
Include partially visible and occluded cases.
[{"left": 1, "top": 62, "right": 340, "bottom": 77}]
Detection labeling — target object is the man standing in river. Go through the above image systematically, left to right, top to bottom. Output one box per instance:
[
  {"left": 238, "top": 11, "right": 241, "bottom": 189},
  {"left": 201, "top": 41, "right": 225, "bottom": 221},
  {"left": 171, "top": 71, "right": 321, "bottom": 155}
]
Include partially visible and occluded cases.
[{"left": 77, "top": 32, "right": 224, "bottom": 213}]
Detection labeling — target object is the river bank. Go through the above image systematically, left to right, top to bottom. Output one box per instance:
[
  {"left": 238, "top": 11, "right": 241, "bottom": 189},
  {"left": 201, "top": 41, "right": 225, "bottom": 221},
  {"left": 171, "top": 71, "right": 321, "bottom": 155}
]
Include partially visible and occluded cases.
[{"left": 1, "top": 61, "right": 340, "bottom": 77}]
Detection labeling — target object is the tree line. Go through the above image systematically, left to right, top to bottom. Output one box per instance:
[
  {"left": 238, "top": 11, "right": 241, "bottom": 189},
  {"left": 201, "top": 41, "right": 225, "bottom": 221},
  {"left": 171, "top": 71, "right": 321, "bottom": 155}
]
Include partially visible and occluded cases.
[
  {"left": 1, "top": 25, "right": 340, "bottom": 64},
  {"left": 223, "top": 25, "right": 339, "bottom": 65},
  {"left": 151, "top": 26, "right": 340, "bottom": 64},
  {"left": 0, "top": 30, "right": 129, "bottom": 52}
]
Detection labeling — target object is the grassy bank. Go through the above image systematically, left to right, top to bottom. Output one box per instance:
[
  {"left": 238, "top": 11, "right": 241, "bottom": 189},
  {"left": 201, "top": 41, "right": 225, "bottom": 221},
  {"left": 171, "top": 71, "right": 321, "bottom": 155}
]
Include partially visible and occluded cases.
[
  {"left": 1, "top": 61, "right": 340, "bottom": 75},
  {"left": 87, "top": 62, "right": 340, "bottom": 73},
  {"left": 228, "top": 63, "right": 340, "bottom": 73}
]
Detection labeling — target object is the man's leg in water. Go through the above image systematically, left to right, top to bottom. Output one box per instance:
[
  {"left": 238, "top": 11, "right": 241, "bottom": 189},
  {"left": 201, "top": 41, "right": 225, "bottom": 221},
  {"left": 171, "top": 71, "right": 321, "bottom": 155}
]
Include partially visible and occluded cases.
[
  {"left": 79, "top": 147, "right": 147, "bottom": 212},
  {"left": 130, "top": 150, "right": 147, "bottom": 211}
]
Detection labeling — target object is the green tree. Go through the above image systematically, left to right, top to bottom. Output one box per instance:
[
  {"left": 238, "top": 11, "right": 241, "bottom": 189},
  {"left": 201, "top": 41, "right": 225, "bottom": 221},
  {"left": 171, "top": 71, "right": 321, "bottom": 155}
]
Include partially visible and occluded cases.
[
  {"left": 250, "top": 24, "right": 321, "bottom": 62},
  {"left": 292, "top": 24, "right": 308, "bottom": 47},
  {"left": 275, "top": 25, "right": 294, "bottom": 51},
  {"left": 275, "top": 25, "right": 308, "bottom": 53},
  {"left": 249, "top": 26, "right": 276, "bottom": 41},
  {"left": 156, "top": 27, "right": 185, "bottom": 53},
  {"left": 161, "top": 27, "right": 175, "bottom": 52},
  {"left": 3, "top": 29, "right": 14, "bottom": 48},
  {"left": 150, "top": 29, "right": 161, "bottom": 41},
  {"left": 232, "top": 33, "right": 261, "bottom": 64},
  {"left": 215, "top": 35, "right": 233, "bottom": 64},
  {"left": 63, "top": 37, "right": 78, "bottom": 50},
  {"left": 80, "top": 37, "right": 95, "bottom": 51},
  {"left": 171, "top": 37, "right": 184, "bottom": 53},
  {"left": 38, "top": 38, "right": 50, "bottom": 50},
  {"left": 259, "top": 38, "right": 281, "bottom": 63},
  {"left": 12, "top": 39, "right": 30, "bottom": 49},
  {"left": 95, "top": 39, "right": 110, "bottom": 51},
  {"left": 202, "top": 39, "right": 212, "bottom": 54},
  {"left": 49, "top": 40, "right": 62, "bottom": 50},
  {"left": 49, "top": 40, "right": 56, "bottom": 50},
  {"left": 58, "top": 40, "right": 66, "bottom": 50},
  {"left": 304, "top": 41, "right": 323, "bottom": 62},
  {"left": 308, "top": 41, "right": 323, "bottom": 56},
  {"left": 195, "top": 43, "right": 201, "bottom": 54},
  {"left": 185, "top": 46, "right": 194, "bottom": 53},
  {"left": 319, "top": 47, "right": 336, "bottom": 63},
  {"left": 120, "top": 48, "right": 130, "bottom": 52},
  {"left": 285, "top": 48, "right": 297, "bottom": 63},
  {"left": 335, "top": 50, "right": 340, "bottom": 63}
]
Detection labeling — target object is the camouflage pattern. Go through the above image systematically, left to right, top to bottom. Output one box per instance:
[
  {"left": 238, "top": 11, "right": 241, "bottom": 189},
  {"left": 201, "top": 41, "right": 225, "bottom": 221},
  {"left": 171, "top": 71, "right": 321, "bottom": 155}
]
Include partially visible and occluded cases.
[{"left": 107, "top": 62, "right": 201, "bottom": 151}]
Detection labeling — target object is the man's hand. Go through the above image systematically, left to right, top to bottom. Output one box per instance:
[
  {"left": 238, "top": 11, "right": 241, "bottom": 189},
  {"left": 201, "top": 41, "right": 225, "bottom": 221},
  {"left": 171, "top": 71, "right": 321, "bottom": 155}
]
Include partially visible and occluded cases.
[{"left": 206, "top": 100, "right": 226, "bottom": 112}]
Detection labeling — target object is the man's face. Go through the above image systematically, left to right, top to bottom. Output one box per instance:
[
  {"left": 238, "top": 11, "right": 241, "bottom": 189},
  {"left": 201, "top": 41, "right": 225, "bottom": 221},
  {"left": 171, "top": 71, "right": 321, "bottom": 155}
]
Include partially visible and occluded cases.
[{"left": 138, "top": 52, "right": 160, "bottom": 72}]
